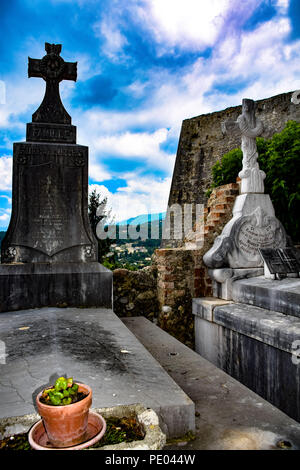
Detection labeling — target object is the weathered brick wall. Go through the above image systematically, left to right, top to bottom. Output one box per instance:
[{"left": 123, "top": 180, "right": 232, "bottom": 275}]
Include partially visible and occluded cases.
[{"left": 163, "top": 91, "right": 300, "bottom": 249}]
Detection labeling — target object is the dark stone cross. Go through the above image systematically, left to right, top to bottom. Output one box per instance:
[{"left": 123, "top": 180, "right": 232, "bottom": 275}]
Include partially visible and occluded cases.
[
  {"left": 0, "top": 42, "right": 112, "bottom": 311},
  {"left": 28, "top": 42, "right": 77, "bottom": 124}
]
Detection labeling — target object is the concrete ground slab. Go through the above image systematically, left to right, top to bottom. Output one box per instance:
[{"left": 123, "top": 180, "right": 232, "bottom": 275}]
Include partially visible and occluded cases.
[
  {"left": 0, "top": 307, "right": 194, "bottom": 438},
  {"left": 123, "top": 316, "right": 300, "bottom": 450}
]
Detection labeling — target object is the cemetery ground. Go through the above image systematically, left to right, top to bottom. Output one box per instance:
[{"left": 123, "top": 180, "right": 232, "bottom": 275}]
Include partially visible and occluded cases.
[
  {"left": 1, "top": 41, "right": 300, "bottom": 453},
  {"left": 1, "top": 308, "right": 300, "bottom": 451}
]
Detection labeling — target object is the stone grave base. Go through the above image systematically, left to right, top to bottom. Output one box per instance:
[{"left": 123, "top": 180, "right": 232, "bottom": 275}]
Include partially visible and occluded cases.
[
  {"left": 0, "top": 262, "right": 112, "bottom": 312},
  {"left": 231, "top": 276, "right": 300, "bottom": 317},
  {"left": 193, "top": 279, "right": 300, "bottom": 423},
  {"left": 0, "top": 307, "right": 195, "bottom": 438}
]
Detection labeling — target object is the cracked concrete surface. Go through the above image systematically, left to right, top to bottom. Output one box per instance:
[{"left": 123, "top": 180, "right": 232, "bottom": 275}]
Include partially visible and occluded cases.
[
  {"left": 0, "top": 307, "right": 194, "bottom": 438},
  {"left": 123, "top": 317, "right": 300, "bottom": 450}
]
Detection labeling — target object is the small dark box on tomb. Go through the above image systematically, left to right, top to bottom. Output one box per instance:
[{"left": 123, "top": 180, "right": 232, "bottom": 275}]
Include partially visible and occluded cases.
[{"left": 259, "top": 248, "right": 300, "bottom": 277}]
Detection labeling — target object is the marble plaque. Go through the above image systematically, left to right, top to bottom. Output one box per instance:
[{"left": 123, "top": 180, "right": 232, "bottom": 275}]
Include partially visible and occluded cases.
[
  {"left": 237, "top": 218, "right": 281, "bottom": 258},
  {"left": 259, "top": 248, "right": 300, "bottom": 274}
]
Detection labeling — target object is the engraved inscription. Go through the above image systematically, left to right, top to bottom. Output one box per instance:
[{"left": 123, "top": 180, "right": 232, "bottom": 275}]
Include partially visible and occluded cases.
[
  {"left": 26, "top": 123, "right": 76, "bottom": 143},
  {"left": 31, "top": 127, "right": 72, "bottom": 140},
  {"left": 9, "top": 144, "right": 92, "bottom": 259},
  {"left": 15, "top": 144, "right": 87, "bottom": 167},
  {"left": 238, "top": 220, "right": 279, "bottom": 257}
]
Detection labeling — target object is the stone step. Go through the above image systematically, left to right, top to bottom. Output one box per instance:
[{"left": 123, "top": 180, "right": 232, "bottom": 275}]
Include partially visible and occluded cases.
[
  {"left": 208, "top": 208, "right": 227, "bottom": 215},
  {"left": 231, "top": 276, "right": 300, "bottom": 318},
  {"left": 193, "top": 297, "right": 300, "bottom": 424},
  {"left": 193, "top": 298, "right": 300, "bottom": 356},
  {"left": 123, "top": 316, "right": 300, "bottom": 450}
]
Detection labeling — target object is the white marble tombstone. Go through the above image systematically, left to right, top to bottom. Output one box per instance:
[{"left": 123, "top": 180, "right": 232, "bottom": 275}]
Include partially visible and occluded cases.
[{"left": 203, "top": 98, "right": 287, "bottom": 299}]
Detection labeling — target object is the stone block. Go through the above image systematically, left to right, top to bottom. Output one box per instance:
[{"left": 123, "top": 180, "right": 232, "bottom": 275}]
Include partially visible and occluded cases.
[
  {"left": 0, "top": 262, "right": 112, "bottom": 312},
  {"left": 231, "top": 276, "right": 300, "bottom": 317},
  {"left": 193, "top": 298, "right": 300, "bottom": 423}
]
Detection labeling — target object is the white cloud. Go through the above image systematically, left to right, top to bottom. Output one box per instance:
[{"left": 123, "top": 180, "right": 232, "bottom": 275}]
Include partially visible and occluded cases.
[
  {"left": 134, "top": 0, "right": 265, "bottom": 52},
  {"left": 136, "top": 0, "right": 231, "bottom": 50},
  {"left": 275, "top": 0, "right": 290, "bottom": 15},
  {"left": 93, "top": 15, "right": 128, "bottom": 61},
  {"left": 92, "top": 128, "right": 175, "bottom": 172},
  {"left": 94, "top": 128, "right": 168, "bottom": 157},
  {"left": 0, "top": 156, "right": 12, "bottom": 191},
  {"left": 89, "top": 161, "right": 112, "bottom": 182},
  {"left": 89, "top": 175, "right": 171, "bottom": 222},
  {"left": 0, "top": 208, "right": 11, "bottom": 223}
]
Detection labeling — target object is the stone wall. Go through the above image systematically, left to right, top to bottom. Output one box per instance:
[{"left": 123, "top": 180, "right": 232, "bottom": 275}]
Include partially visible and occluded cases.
[
  {"left": 164, "top": 90, "right": 300, "bottom": 248},
  {"left": 154, "top": 183, "right": 239, "bottom": 348},
  {"left": 113, "top": 266, "right": 158, "bottom": 321}
]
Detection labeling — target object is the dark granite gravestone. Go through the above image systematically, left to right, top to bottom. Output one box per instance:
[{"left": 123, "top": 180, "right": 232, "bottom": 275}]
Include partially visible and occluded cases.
[{"left": 0, "top": 43, "right": 112, "bottom": 312}]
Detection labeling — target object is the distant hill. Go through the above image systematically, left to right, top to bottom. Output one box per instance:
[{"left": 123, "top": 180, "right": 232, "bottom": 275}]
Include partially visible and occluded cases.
[{"left": 117, "top": 212, "right": 166, "bottom": 226}]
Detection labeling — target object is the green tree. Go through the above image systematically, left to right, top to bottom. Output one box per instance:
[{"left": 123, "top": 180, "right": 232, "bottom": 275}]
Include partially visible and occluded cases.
[
  {"left": 207, "top": 121, "right": 300, "bottom": 243},
  {"left": 261, "top": 121, "right": 300, "bottom": 243},
  {"left": 88, "top": 189, "right": 115, "bottom": 262}
]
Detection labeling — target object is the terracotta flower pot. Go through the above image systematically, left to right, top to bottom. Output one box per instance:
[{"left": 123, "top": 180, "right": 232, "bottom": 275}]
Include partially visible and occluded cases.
[{"left": 36, "top": 383, "right": 92, "bottom": 448}]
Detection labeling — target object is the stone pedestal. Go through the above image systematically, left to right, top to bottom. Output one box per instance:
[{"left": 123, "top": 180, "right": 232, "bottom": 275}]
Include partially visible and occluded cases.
[
  {"left": 203, "top": 193, "right": 286, "bottom": 299},
  {"left": 0, "top": 263, "right": 112, "bottom": 312}
]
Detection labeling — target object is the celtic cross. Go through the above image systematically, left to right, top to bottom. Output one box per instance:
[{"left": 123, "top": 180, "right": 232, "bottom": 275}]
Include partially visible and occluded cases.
[{"left": 28, "top": 43, "right": 77, "bottom": 124}]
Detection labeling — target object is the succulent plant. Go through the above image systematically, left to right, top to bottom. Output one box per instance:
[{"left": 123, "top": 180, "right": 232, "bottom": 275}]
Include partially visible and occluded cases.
[{"left": 41, "top": 377, "right": 80, "bottom": 406}]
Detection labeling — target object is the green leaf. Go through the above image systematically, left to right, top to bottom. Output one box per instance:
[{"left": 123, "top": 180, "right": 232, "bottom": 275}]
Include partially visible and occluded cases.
[
  {"left": 55, "top": 377, "right": 68, "bottom": 391},
  {"left": 62, "top": 397, "right": 72, "bottom": 405}
]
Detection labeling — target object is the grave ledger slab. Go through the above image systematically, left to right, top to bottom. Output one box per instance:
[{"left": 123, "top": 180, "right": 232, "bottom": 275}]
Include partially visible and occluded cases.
[{"left": 0, "top": 43, "right": 112, "bottom": 312}]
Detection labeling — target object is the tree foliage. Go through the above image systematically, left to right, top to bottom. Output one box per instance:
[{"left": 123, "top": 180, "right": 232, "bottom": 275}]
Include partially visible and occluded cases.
[
  {"left": 207, "top": 121, "right": 300, "bottom": 243},
  {"left": 88, "top": 189, "right": 114, "bottom": 262}
]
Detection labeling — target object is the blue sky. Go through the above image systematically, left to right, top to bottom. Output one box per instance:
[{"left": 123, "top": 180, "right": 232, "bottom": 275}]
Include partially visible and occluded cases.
[{"left": 0, "top": 0, "right": 299, "bottom": 227}]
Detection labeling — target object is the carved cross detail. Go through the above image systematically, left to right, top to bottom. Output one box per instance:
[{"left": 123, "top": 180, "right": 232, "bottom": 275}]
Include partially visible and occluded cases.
[
  {"left": 28, "top": 43, "right": 77, "bottom": 124},
  {"left": 221, "top": 98, "right": 265, "bottom": 194}
]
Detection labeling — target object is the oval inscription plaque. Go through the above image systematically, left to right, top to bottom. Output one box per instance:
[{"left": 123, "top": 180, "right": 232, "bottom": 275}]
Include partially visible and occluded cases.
[{"left": 237, "top": 220, "right": 280, "bottom": 258}]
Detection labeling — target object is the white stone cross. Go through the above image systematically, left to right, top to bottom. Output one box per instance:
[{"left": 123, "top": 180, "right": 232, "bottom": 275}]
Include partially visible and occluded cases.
[{"left": 222, "top": 98, "right": 265, "bottom": 194}]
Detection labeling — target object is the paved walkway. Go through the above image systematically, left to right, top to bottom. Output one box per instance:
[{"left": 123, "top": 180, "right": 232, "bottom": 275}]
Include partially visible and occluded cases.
[{"left": 123, "top": 317, "right": 300, "bottom": 450}]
